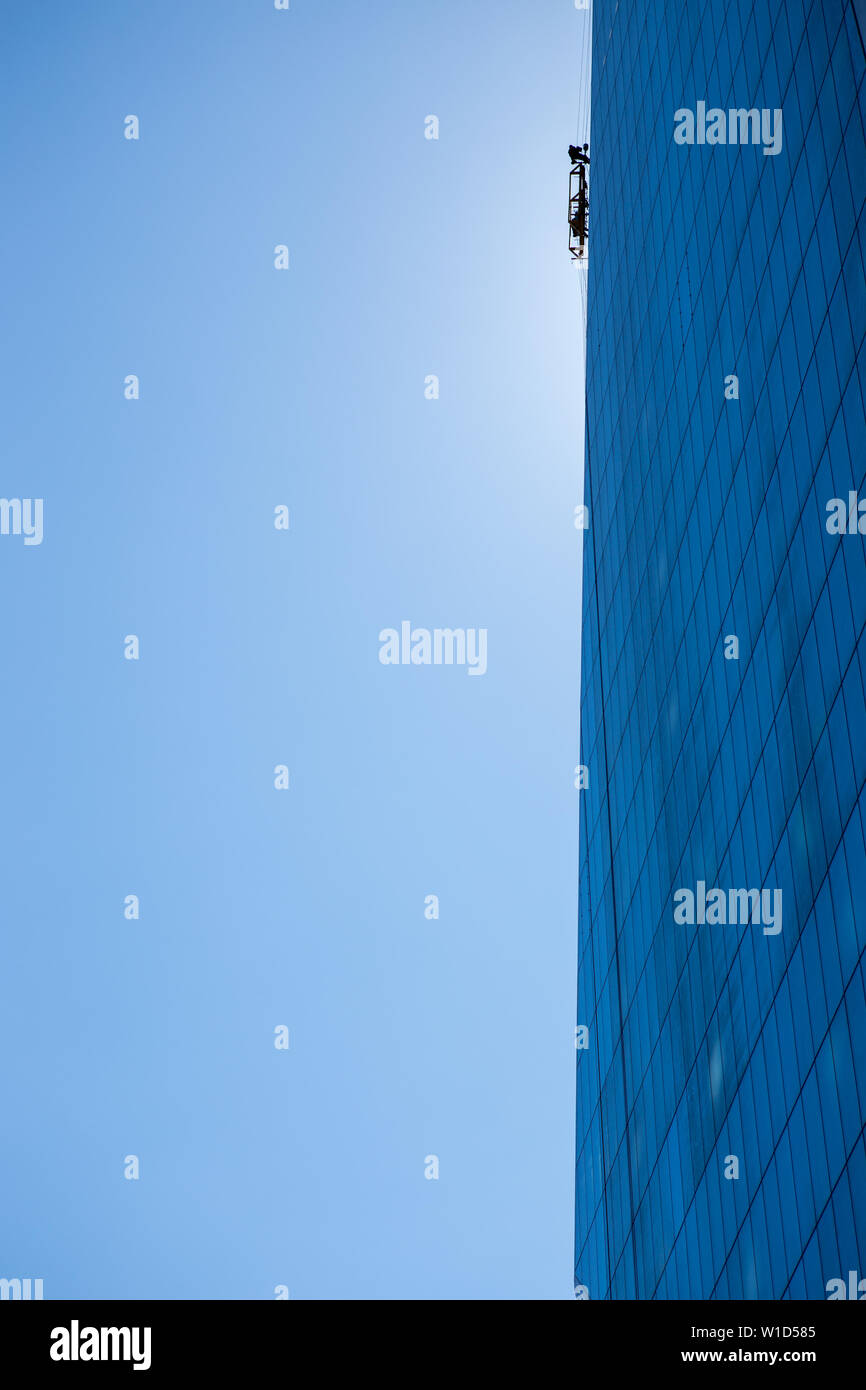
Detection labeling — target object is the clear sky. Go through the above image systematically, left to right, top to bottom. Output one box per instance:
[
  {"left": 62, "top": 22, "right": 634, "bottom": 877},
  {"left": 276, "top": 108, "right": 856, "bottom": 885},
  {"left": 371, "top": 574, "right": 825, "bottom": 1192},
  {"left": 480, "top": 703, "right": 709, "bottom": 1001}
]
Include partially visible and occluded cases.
[{"left": 0, "top": 0, "right": 589, "bottom": 1299}]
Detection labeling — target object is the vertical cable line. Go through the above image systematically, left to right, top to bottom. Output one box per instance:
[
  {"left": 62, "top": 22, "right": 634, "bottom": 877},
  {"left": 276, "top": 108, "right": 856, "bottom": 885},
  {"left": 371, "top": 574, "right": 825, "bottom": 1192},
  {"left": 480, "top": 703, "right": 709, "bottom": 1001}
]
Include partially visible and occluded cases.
[
  {"left": 573, "top": 0, "right": 611, "bottom": 1298},
  {"left": 574, "top": 0, "right": 637, "bottom": 1300},
  {"left": 574, "top": 368, "right": 611, "bottom": 1288},
  {"left": 585, "top": 387, "right": 641, "bottom": 1300},
  {"left": 581, "top": 424, "right": 614, "bottom": 1295}
]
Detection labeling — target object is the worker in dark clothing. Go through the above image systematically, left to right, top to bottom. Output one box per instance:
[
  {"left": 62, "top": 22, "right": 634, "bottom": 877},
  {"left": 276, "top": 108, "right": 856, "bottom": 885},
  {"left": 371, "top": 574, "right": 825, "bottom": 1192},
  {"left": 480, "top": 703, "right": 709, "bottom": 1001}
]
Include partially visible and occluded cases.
[
  {"left": 569, "top": 143, "right": 590, "bottom": 165},
  {"left": 570, "top": 175, "right": 589, "bottom": 242},
  {"left": 570, "top": 206, "right": 587, "bottom": 238}
]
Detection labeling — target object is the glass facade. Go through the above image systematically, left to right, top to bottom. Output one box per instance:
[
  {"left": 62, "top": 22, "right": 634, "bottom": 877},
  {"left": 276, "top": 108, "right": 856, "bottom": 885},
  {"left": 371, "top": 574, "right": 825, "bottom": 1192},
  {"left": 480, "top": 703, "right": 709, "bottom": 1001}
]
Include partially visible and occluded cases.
[{"left": 576, "top": 0, "right": 865, "bottom": 1298}]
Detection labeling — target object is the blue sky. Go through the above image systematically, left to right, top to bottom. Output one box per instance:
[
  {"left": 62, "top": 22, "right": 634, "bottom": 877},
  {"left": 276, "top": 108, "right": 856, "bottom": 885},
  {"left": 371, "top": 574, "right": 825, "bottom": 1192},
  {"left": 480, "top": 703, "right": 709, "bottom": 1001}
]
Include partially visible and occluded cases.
[{"left": 0, "top": 0, "right": 588, "bottom": 1299}]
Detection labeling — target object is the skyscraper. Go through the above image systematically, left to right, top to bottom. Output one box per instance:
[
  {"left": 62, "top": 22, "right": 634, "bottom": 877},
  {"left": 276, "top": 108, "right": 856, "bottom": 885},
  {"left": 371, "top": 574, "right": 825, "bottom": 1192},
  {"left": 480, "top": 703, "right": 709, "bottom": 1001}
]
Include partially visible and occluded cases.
[{"left": 576, "top": 0, "right": 865, "bottom": 1299}]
